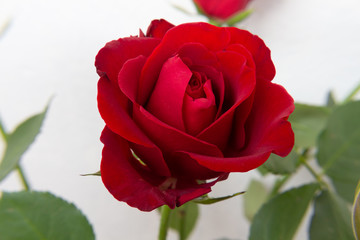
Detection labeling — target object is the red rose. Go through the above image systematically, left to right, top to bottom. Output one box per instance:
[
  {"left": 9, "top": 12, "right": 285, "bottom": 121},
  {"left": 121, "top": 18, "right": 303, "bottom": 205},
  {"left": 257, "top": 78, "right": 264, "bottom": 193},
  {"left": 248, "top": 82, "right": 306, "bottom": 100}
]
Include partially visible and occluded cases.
[
  {"left": 194, "top": 0, "right": 251, "bottom": 20},
  {"left": 96, "top": 19, "right": 294, "bottom": 211}
]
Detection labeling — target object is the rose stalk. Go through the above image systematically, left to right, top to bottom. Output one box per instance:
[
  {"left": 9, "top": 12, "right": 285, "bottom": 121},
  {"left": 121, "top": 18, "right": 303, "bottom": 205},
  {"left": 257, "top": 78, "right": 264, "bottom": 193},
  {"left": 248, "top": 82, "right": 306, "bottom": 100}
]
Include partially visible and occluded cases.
[{"left": 95, "top": 19, "right": 294, "bottom": 239}]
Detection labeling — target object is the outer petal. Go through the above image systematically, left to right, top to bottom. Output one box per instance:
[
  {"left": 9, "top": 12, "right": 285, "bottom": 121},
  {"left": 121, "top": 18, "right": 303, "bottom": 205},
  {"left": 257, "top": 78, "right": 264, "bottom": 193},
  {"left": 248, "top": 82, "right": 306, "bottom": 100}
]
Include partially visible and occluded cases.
[
  {"left": 146, "top": 19, "right": 175, "bottom": 38},
  {"left": 138, "top": 22, "right": 231, "bottom": 105},
  {"left": 227, "top": 28, "right": 276, "bottom": 81},
  {"left": 95, "top": 37, "right": 160, "bottom": 85},
  {"left": 98, "top": 76, "right": 152, "bottom": 147},
  {"left": 187, "top": 80, "right": 294, "bottom": 172},
  {"left": 241, "top": 80, "right": 295, "bottom": 157},
  {"left": 101, "top": 127, "right": 222, "bottom": 211},
  {"left": 184, "top": 151, "right": 271, "bottom": 172}
]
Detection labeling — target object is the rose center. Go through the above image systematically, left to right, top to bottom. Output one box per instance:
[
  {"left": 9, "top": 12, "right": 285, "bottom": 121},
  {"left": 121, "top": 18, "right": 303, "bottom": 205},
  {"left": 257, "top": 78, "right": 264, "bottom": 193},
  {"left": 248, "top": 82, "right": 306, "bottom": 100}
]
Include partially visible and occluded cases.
[{"left": 186, "top": 72, "right": 206, "bottom": 99}]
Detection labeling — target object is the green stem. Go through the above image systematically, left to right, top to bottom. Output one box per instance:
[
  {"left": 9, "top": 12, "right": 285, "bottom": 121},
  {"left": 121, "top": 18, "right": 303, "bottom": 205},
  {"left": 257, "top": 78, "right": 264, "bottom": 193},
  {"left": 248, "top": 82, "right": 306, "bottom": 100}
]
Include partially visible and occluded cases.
[
  {"left": 344, "top": 81, "right": 360, "bottom": 103},
  {"left": 0, "top": 117, "right": 8, "bottom": 141},
  {"left": 298, "top": 151, "right": 329, "bottom": 189},
  {"left": 16, "top": 164, "right": 30, "bottom": 191},
  {"left": 269, "top": 174, "right": 291, "bottom": 199},
  {"left": 158, "top": 205, "right": 172, "bottom": 240},
  {"left": 179, "top": 209, "right": 186, "bottom": 240}
]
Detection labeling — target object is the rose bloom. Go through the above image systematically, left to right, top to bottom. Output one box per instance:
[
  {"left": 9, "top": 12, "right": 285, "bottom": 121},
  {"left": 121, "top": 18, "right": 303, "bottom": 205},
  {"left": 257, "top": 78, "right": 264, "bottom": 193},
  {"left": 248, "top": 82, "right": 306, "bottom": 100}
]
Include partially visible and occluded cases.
[
  {"left": 194, "top": 0, "right": 251, "bottom": 20},
  {"left": 96, "top": 19, "right": 294, "bottom": 211}
]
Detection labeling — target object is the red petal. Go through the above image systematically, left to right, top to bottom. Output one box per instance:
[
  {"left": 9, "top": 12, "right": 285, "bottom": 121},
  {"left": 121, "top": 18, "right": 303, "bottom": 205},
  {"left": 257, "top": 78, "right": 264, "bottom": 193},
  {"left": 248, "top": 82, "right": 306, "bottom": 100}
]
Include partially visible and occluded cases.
[
  {"left": 194, "top": 0, "right": 249, "bottom": 19},
  {"left": 146, "top": 19, "right": 175, "bottom": 38},
  {"left": 138, "top": 22, "right": 231, "bottom": 105},
  {"left": 227, "top": 28, "right": 276, "bottom": 81},
  {"left": 95, "top": 37, "right": 160, "bottom": 85},
  {"left": 177, "top": 42, "right": 218, "bottom": 67},
  {"left": 196, "top": 51, "right": 256, "bottom": 150},
  {"left": 118, "top": 55, "right": 147, "bottom": 103},
  {"left": 146, "top": 56, "right": 192, "bottom": 131},
  {"left": 98, "top": 76, "right": 152, "bottom": 147},
  {"left": 187, "top": 80, "right": 294, "bottom": 172},
  {"left": 242, "top": 80, "right": 295, "bottom": 157},
  {"left": 183, "top": 81, "right": 217, "bottom": 136},
  {"left": 133, "top": 105, "right": 223, "bottom": 158},
  {"left": 101, "top": 127, "right": 222, "bottom": 211},
  {"left": 184, "top": 151, "right": 271, "bottom": 172}
]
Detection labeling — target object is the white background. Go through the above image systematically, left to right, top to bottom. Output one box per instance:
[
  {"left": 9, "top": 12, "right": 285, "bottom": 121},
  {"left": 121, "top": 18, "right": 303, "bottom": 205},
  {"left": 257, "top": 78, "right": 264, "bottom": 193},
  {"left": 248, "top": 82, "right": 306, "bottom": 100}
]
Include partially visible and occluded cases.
[{"left": 0, "top": 0, "right": 360, "bottom": 239}]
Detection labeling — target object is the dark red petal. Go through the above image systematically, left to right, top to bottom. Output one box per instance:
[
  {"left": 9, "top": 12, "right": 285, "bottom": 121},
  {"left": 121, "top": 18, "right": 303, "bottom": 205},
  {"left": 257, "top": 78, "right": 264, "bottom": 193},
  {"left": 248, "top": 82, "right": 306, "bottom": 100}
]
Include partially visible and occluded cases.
[
  {"left": 146, "top": 19, "right": 175, "bottom": 38},
  {"left": 138, "top": 22, "right": 231, "bottom": 105},
  {"left": 227, "top": 28, "right": 276, "bottom": 81},
  {"left": 95, "top": 37, "right": 160, "bottom": 85},
  {"left": 177, "top": 42, "right": 218, "bottom": 67},
  {"left": 196, "top": 51, "right": 256, "bottom": 150},
  {"left": 118, "top": 55, "right": 147, "bottom": 103},
  {"left": 146, "top": 56, "right": 191, "bottom": 131},
  {"left": 189, "top": 65, "right": 225, "bottom": 119},
  {"left": 98, "top": 76, "right": 153, "bottom": 147},
  {"left": 241, "top": 80, "right": 295, "bottom": 157},
  {"left": 183, "top": 81, "right": 217, "bottom": 136},
  {"left": 188, "top": 81, "right": 294, "bottom": 172},
  {"left": 133, "top": 105, "right": 223, "bottom": 158},
  {"left": 100, "top": 127, "right": 170, "bottom": 211},
  {"left": 101, "top": 127, "right": 222, "bottom": 211},
  {"left": 166, "top": 151, "right": 222, "bottom": 180},
  {"left": 183, "top": 151, "right": 271, "bottom": 172}
]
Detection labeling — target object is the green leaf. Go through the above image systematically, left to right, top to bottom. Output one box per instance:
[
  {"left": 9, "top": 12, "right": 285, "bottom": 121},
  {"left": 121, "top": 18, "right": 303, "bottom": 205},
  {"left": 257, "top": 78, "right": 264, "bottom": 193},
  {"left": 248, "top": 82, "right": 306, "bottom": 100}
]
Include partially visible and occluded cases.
[
  {"left": 226, "top": 9, "right": 253, "bottom": 26},
  {"left": 326, "top": 91, "right": 337, "bottom": 108},
  {"left": 317, "top": 101, "right": 360, "bottom": 203},
  {"left": 289, "top": 103, "right": 331, "bottom": 148},
  {"left": 0, "top": 104, "right": 49, "bottom": 182},
  {"left": 262, "top": 149, "right": 299, "bottom": 175},
  {"left": 81, "top": 170, "right": 101, "bottom": 176},
  {"left": 243, "top": 180, "right": 268, "bottom": 221},
  {"left": 353, "top": 181, "right": 360, "bottom": 240},
  {"left": 249, "top": 184, "right": 319, "bottom": 240},
  {"left": 310, "top": 190, "right": 353, "bottom": 240},
  {"left": 0, "top": 191, "right": 95, "bottom": 240},
  {"left": 194, "top": 191, "right": 245, "bottom": 205},
  {"left": 168, "top": 201, "right": 199, "bottom": 240}
]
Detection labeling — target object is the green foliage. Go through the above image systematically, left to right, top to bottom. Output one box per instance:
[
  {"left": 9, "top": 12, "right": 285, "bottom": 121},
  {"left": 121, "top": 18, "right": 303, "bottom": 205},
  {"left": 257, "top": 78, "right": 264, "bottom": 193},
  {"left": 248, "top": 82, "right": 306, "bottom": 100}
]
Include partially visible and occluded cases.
[
  {"left": 226, "top": 9, "right": 253, "bottom": 26},
  {"left": 317, "top": 101, "right": 360, "bottom": 203},
  {"left": 289, "top": 103, "right": 331, "bottom": 148},
  {"left": 0, "top": 104, "right": 49, "bottom": 182},
  {"left": 262, "top": 149, "right": 299, "bottom": 175},
  {"left": 243, "top": 179, "right": 268, "bottom": 221},
  {"left": 353, "top": 181, "right": 360, "bottom": 240},
  {"left": 249, "top": 184, "right": 319, "bottom": 240},
  {"left": 310, "top": 190, "right": 353, "bottom": 240},
  {"left": 0, "top": 191, "right": 95, "bottom": 240},
  {"left": 194, "top": 191, "right": 245, "bottom": 205},
  {"left": 168, "top": 201, "right": 199, "bottom": 240}
]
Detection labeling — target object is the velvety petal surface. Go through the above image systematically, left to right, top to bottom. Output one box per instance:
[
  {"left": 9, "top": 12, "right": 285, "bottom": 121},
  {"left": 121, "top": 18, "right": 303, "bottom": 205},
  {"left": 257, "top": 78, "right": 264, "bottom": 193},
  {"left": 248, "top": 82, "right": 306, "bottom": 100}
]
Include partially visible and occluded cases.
[
  {"left": 146, "top": 19, "right": 175, "bottom": 38},
  {"left": 138, "top": 22, "right": 231, "bottom": 104},
  {"left": 227, "top": 28, "right": 276, "bottom": 81},
  {"left": 95, "top": 37, "right": 160, "bottom": 85},
  {"left": 196, "top": 50, "right": 256, "bottom": 150},
  {"left": 146, "top": 56, "right": 191, "bottom": 131},
  {"left": 187, "top": 80, "right": 294, "bottom": 172},
  {"left": 183, "top": 81, "right": 217, "bottom": 136},
  {"left": 133, "top": 105, "right": 223, "bottom": 158},
  {"left": 101, "top": 127, "right": 221, "bottom": 211}
]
